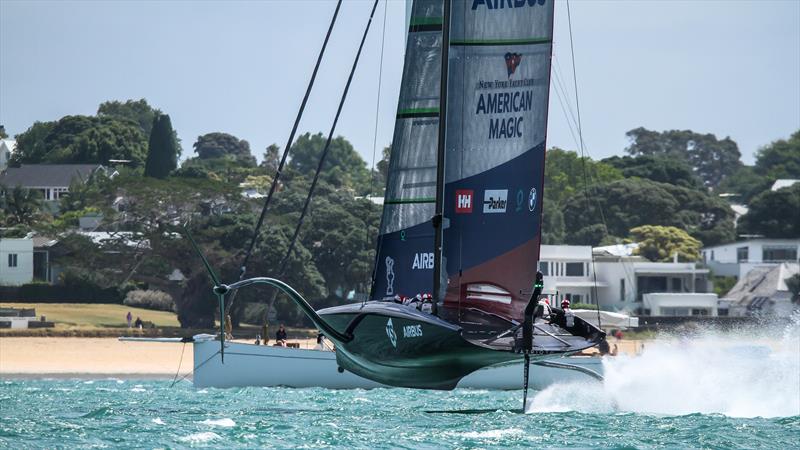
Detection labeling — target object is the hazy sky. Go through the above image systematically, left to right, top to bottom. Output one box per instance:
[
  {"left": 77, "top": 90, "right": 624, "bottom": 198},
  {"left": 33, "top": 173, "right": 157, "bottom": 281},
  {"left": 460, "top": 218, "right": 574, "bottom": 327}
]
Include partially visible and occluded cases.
[{"left": 1, "top": 0, "right": 798, "bottom": 166}]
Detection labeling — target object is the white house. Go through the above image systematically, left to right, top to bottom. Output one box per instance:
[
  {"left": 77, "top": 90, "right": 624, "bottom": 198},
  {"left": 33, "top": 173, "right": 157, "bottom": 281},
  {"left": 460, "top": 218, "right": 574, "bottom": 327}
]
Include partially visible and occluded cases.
[
  {"left": 0, "top": 139, "right": 15, "bottom": 171},
  {"left": 0, "top": 238, "right": 33, "bottom": 286},
  {"left": 702, "top": 238, "right": 800, "bottom": 278},
  {"left": 538, "top": 245, "right": 715, "bottom": 316}
]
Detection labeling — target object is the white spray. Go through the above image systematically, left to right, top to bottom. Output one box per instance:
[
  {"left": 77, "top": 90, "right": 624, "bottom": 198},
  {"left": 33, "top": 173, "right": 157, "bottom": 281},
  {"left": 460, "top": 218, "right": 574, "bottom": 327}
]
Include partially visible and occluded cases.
[{"left": 527, "top": 316, "right": 800, "bottom": 418}]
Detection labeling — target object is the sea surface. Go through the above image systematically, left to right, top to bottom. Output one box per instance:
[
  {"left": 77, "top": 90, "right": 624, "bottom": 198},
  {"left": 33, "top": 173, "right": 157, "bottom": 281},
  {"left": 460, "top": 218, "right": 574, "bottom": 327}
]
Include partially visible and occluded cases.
[{"left": 2, "top": 324, "right": 799, "bottom": 449}]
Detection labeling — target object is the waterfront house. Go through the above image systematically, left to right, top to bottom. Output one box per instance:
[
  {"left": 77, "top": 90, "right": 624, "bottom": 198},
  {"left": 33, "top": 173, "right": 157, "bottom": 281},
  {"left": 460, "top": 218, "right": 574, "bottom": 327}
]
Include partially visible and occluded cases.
[
  {"left": 0, "top": 139, "right": 15, "bottom": 171},
  {"left": 0, "top": 164, "right": 114, "bottom": 202},
  {"left": 0, "top": 237, "right": 33, "bottom": 286},
  {"left": 702, "top": 238, "right": 800, "bottom": 278},
  {"left": 722, "top": 262, "right": 799, "bottom": 316}
]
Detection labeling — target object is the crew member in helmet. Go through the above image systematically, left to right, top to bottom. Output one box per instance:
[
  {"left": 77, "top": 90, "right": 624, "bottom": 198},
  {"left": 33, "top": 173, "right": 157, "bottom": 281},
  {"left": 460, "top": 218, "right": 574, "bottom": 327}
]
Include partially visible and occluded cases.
[{"left": 561, "top": 299, "right": 575, "bottom": 328}]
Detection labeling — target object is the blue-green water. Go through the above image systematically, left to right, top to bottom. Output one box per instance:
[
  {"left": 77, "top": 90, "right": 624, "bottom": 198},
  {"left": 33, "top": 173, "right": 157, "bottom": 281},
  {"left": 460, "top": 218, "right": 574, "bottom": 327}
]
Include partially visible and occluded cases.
[{"left": 1, "top": 378, "right": 798, "bottom": 449}]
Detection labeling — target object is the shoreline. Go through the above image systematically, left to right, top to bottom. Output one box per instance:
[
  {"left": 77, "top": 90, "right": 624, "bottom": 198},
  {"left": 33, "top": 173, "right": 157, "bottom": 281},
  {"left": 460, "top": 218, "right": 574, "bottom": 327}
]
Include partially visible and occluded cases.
[{"left": 1, "top": 372, "right": 185, "bottom": 380}]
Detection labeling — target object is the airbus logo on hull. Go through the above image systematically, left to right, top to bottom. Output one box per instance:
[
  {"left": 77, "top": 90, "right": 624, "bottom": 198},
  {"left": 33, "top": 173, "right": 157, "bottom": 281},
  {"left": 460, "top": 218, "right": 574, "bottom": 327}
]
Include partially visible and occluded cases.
[
  {"left": 472, "top": 0, "right": 546, "bottom": 10},
  {"left": 412, "top": 252, "right": 434, "bottom": 270}
]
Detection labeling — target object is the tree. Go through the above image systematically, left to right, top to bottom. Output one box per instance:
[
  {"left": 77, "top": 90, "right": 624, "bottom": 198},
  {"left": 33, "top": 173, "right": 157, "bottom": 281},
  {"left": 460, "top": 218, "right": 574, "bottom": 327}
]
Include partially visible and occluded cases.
[
  {"left": 98, "top": 98, "right": 182, "bottom": 156},
  {"left": 144, "top": 114, "right": 179, "bottom": 178},
  {"left": 12, "top": 115, "right": 148, "bottom": 166},
  {"left": 0, "top": 125, "right": 7, "bottom": 139},
  {"left": 625, "top": 127, "right": 742, "bottom": 188},
  {"left": 754, "top": 130, "right": 800, "bottom": 180},
  {"left": 193, "top": 132, "right": 256, "bottom": 166},
  {"left": 287, "top": 133, "right": 371, "bottom": 193},
  {"left": 261, "top": 144, "right": 281, "bottom": 173},
  {"left": 544, "top": 148, "right": 622, "bottom": 209},
  {"left": 603, "top": 154, "right": 702, "bottom": 189},
  {"left": 716, "top": 165, "right": 771, "bottom": 204},
  {"left": 562, "top": 178, "right": 735, "bottom": 247},
  {"left": 737, "top": 183, "right": 800, "bottom": 238},
  {"left": 0, "top": 185, "right": 45, "bottom": 226},
  {"left": 629, "top": 225, "right": 702, "bottom": 262}
]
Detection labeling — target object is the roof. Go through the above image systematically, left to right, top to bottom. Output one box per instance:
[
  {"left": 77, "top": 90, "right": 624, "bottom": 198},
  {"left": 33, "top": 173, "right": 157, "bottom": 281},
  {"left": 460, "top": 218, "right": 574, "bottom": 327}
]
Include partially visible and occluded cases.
[
  {"left": 0, "top": 139, "right": 15, "bottom": 152},
  {"left": 0, "top": 164, "right": 102, "bottom": 188},
  {"left": 771, "top": 179, "right": 799, "bottom": 191},
  {"left": 32, "top": 236, "right": 58, "bottom": 248},
  {"left": 593, "top": 243, "right": 638, "bottom": 257},
  {"left": 723, "top": 262, "right": 799, "bottom": 305}
]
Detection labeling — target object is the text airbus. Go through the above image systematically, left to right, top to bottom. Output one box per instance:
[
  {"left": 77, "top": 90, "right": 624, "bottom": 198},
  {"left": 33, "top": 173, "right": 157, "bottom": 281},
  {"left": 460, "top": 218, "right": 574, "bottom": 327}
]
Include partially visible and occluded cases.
[{"left": 472, "top": 0, "right": 546, "bottom": 10}]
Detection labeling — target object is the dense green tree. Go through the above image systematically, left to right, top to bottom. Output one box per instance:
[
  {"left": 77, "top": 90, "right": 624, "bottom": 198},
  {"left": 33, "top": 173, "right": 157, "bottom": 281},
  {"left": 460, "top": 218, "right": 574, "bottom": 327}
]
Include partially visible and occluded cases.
[
  {"left": 98, "top": 98, "right": 182, "bottom": 156},
  {"left": 144, "top": 114, "right": 179, "bottom": 178},
  {"left": 12, "top": 115, "right": 148, "bottom": 166},
  {"left": 625, "top": 127, "right": 742, "bottom": 188},
  {"left": 754, "top": 130, "right": 800, "bottom": 180},
  {"left": 193, "top": 132, "right": 256, "bottom": 166},
  {"left": 287, "top": 133, "right": 371, "bottom": 193},
  {"left": 544, "top": 148, "right": 622, "bottom": 208},
  {"left": 603, "top": 154, "right": 702, "bottom": 189},
  {"left": 716, "top": 165, "right": 771, "bottom": 204},
  {"left": 562, "top": 178, "right": 734, "bottom": 247},
  {"left": 737, "top": 183, "right": 800, "bottom": 238},
  {"left": 0, "top": 185, "right": 45, "bottom": 226},
  {"left": 541, "top": 207, "right": 566, "bottom": 244},
  {"left": 629, "top": 225, "right": 702, "bottom": 262}
]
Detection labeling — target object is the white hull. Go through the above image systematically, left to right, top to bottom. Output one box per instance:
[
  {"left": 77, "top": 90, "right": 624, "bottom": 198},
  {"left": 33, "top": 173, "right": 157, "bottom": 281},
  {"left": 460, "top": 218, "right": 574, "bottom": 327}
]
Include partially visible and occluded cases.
[{"left": 193, "top": 339, "right": 604, "bottom": 390}]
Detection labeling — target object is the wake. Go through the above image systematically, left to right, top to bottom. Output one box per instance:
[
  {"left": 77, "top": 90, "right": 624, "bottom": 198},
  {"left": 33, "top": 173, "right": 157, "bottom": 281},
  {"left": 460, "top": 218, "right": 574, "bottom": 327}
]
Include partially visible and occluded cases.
[{"left": 527, "top": 315, "right": 800, "bottom": 418}]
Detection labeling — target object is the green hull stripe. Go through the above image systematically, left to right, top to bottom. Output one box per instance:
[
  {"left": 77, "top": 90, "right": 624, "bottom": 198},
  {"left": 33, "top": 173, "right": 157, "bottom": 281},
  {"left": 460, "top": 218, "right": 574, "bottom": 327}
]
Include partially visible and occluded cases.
[
  {"left": 450, "top": 37, "right": 552, "bottom": 47},
  {"left": 385, "top": 198, "right": 436, "bottom": 205}
]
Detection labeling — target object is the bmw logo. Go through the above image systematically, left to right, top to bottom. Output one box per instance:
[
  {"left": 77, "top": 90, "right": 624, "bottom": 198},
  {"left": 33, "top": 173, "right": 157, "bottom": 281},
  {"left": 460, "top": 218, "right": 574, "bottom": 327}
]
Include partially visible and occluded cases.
[{"left": 528, "top": 188, "right": 537, "bottom": 212}]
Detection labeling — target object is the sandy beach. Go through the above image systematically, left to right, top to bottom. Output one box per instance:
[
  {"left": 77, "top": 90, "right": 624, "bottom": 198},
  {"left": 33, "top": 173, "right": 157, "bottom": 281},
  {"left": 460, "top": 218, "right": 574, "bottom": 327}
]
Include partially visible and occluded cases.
[{"left": 0, "top": 337, "right": 320, "bottom": 377}]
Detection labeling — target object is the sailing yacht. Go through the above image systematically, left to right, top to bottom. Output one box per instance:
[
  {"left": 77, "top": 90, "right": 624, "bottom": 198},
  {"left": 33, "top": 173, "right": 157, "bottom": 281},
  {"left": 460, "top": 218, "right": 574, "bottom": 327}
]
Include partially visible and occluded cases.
[{"left": 168, "top": 0, "right": 606, "bottom": 394}]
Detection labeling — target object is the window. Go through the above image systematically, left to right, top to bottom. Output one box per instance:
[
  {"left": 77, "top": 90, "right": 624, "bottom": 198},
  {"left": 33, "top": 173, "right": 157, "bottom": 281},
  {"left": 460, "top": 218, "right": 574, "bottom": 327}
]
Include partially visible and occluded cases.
[
  {"left": 762, "top": 246, "right": 798, "bottom": 262},
  {"left": 736, "top": 247, "right": 748, "bottom": 262},
  {"left": 8, "top": 254, "right": 18, "bottom": 268},
  {"left": 538, "top": 261, "right": 549, "bottom": 276},
  {"left": 565, "top": 262, "right": 584, "bottom": 277},
  {"left": 671, "top": 278, "right": 682, "bottom": 292},
  {"left": 620, "top": 279, "right": 625, "bottom": 302},
  {"left": 571, "top": 294, "right": 582, "bottom": 304},
  {"left": 661, "top": 307, "right": 689, "bottom": 316},
  {"left": 691, "top": 308, "right": 709, "bottom": 316}
]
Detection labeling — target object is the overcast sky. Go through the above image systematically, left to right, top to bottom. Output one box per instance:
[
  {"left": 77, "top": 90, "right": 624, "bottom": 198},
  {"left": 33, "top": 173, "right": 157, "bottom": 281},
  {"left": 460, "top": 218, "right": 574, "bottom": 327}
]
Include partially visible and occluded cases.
[{"left": 1, "top": 0, "right": 798, "bottom": 166}]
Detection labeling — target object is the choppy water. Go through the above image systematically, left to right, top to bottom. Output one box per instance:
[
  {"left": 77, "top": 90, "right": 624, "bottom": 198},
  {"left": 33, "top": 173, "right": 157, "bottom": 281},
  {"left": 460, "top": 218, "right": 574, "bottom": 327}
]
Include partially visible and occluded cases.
[{"left": 2, "top": 323, "right": 799, "bottom": 449}]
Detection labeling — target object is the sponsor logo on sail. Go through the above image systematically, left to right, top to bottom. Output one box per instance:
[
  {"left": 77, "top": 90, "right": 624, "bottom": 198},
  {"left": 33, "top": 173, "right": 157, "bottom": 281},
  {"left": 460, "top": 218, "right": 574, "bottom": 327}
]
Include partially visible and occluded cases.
[
  {"left": 472, "top": 0, "right": 546, "bottom": 10},
  {"left": 505, "top": 52, "right": 522, "bottom": 79},
  {"left": 529, "top": 187, "right": 537, "bottom": 212},
  {"left": 455, "top": 189, "right": 474, "bottom": 213},
  {"left": 483, "top": 189, "right": 508, "bottom": 213},
  {"left": 412, "top": 252, "right": 434, "bottom": 270},
  {"left": 385, "top": 256, "right": 395, "bottom": 296},
  {"left": 386, "top": 318, "right": 397, "bottom": 348},
  {"left": 403, "top": 324, "right": 423, "bottom": 338}
]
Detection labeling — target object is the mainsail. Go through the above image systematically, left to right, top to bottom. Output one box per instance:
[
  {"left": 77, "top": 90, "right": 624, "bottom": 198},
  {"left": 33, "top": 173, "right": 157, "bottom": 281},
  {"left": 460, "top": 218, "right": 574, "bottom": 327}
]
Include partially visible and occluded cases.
[{"left": 373, "top": 0, "right": 555, "bottom": 323}]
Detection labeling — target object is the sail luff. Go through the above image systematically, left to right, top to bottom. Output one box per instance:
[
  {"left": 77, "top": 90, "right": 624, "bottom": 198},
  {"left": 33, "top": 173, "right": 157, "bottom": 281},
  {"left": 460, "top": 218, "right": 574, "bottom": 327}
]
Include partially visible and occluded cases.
[{"left": 432, "top": 0, "right": 452, "bottom": 308}]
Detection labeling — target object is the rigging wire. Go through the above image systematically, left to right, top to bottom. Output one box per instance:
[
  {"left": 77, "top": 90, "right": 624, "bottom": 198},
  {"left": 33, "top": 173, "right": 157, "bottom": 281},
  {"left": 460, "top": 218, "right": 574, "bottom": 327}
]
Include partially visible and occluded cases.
[
  {"left": 225, "top": 0, "right": 343, "bottom": 316},
  {"left": 272, "top": 0, "right": 382, "bottom": 297},
  {"left": 364, "top": 0, "right": 389, "bottom": 304},
  {"left": 566, "top": 0, "right": 602, "bottom": 328}
]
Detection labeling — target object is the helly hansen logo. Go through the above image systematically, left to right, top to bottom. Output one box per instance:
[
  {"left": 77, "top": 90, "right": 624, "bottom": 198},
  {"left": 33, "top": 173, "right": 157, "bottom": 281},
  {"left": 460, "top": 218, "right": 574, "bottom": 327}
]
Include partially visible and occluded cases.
[
  {"left": 455, "top": 189, "right": 473, "bottom": 213},
  {"left": 483, "top": 189, "right": 508, "bottom": 213}
]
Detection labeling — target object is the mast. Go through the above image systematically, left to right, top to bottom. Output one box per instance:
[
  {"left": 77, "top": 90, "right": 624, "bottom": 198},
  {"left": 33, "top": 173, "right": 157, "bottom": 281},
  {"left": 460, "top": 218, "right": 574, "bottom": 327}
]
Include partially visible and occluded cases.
[{"left": 432, "top": 0, "right": 451, "bottom": 310}]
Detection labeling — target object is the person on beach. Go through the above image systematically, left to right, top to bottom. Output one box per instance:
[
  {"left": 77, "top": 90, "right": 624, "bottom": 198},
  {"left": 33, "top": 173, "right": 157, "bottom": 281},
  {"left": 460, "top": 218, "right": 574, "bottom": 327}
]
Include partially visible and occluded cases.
[
  {"left": 126, "top": 311, "right": 132, "bottom": 328},
  {"left": 134, "top": 316, "right": 143, "bottom": 329},
  {"left": 275, "top": 324, "right": 288, "bottom": 346},
  {"left": 314, "top": 334, "right": 330, "bottom": 351},
  {"left": 598, "top": 338, "right": 610, "bottom": 356}
]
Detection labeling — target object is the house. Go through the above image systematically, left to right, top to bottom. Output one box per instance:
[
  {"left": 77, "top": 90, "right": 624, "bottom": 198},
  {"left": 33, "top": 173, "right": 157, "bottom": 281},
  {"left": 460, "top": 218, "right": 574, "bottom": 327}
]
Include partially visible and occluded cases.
[
  {"left": 0, "top": 139, "right": 15, "bottom": 171},
  {"left": 0, "top": 164, "right": 114, "bottom": 202},
  {"left": 0, "top": 238, "right": 33, "bottom": 286},
  {"left": 702, "top": 238, "right": 800, "bottom": 278},
  {"left": 538, "top": 244, "right": 714, "bottom": 316},
  {"left": 722, "top": 262, "right": 799, "bottom": 316}
]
